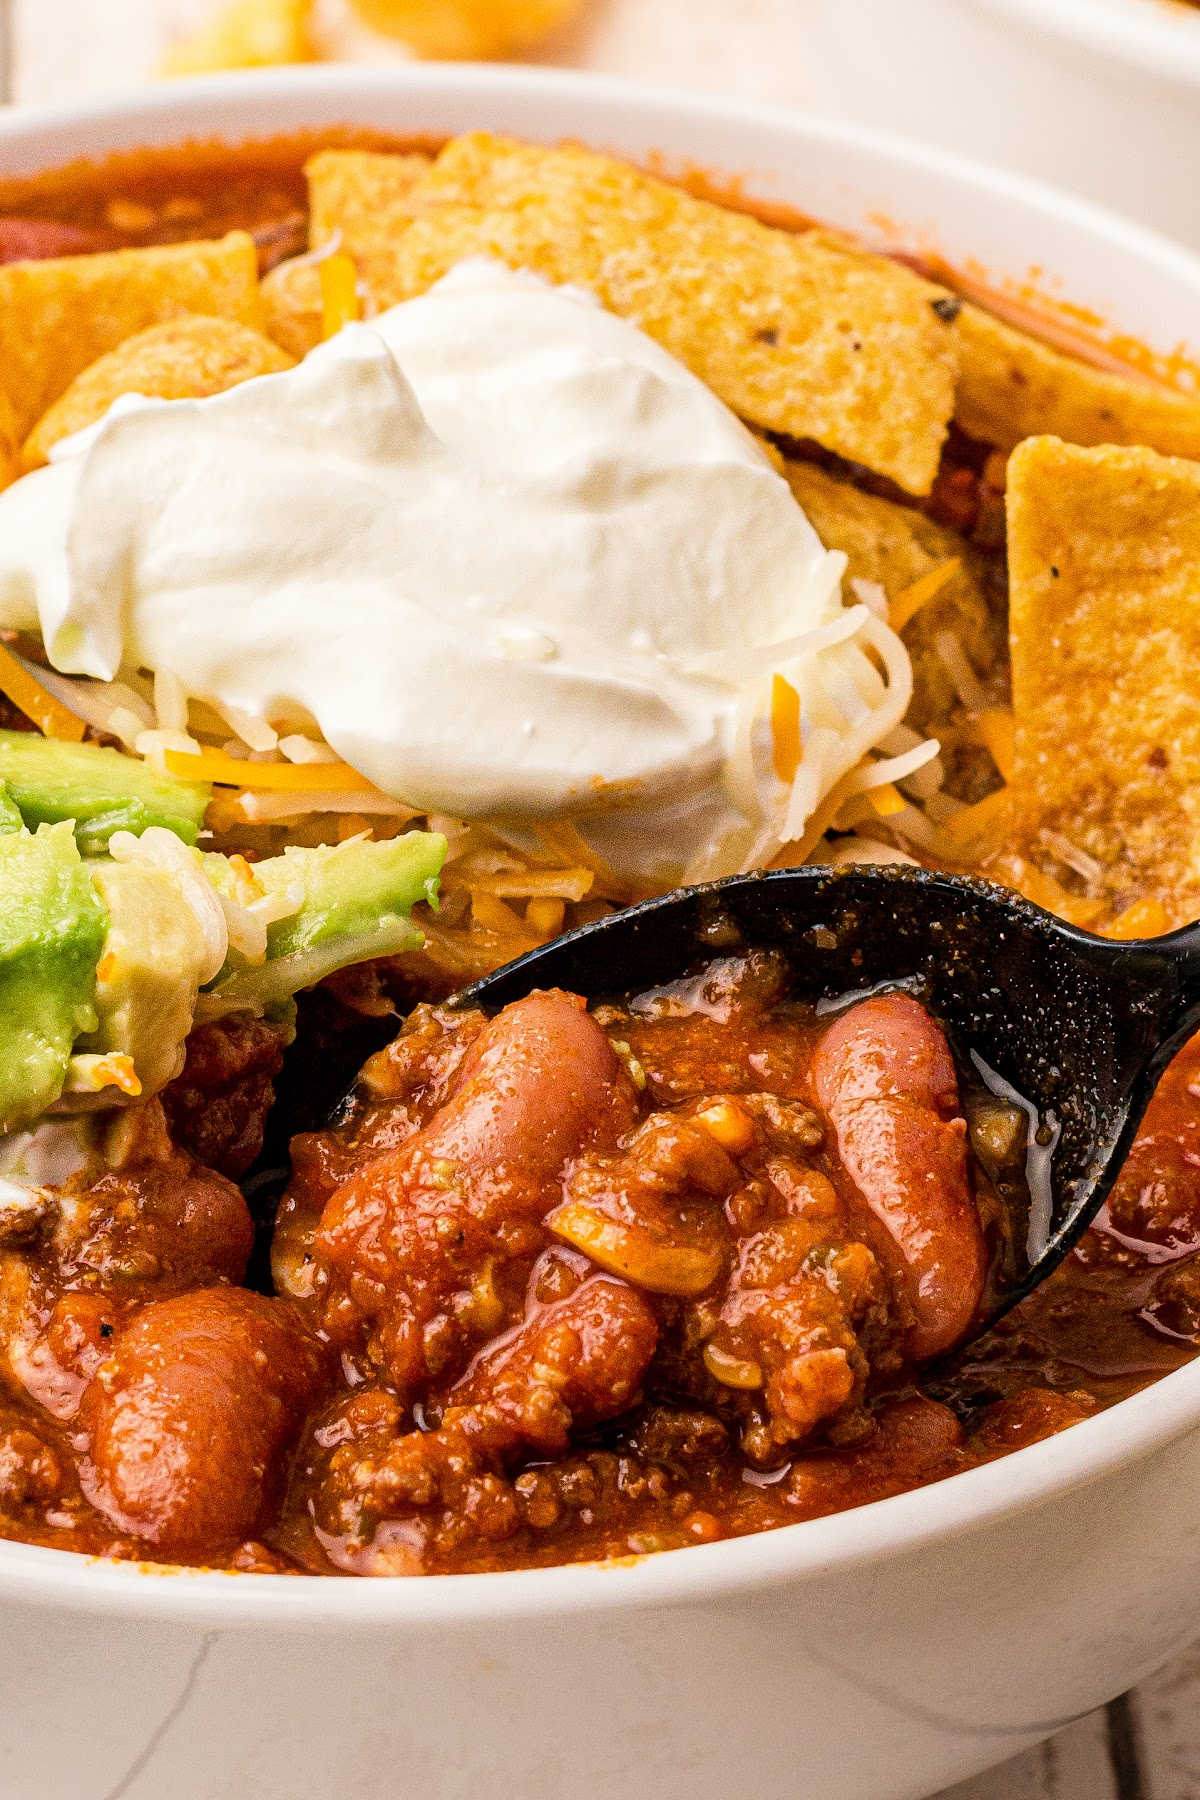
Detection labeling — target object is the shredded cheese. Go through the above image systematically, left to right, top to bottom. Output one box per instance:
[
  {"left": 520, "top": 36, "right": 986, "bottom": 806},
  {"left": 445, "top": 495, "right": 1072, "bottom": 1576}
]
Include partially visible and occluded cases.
[
  {"left": 320, "top": 253, "right": 361, "bottom": 339},
  {"left": 889, "top": 558, "right": 962, "bottom": 634},
  {"left": 935, "top": 630, "right": 989, "bottom": 712},
  {"left": 0, "top": 642, "right": 86, "bottom": 742},
  {"left": 152, "top": 667, "right": 189, "bottom": 735},
  {"left": 770, "top": 673, "right": 802, "bottom": 784},
  {"left": 213, "top": 701, "right": 278, "bottom": 754},
  {"left": 976, "top": 707, "right": 1015, "bottom": 784},
  {"left": 278, "top": 733, "right": 341, "bottom": 764},
  {"left": 846, "top": 738, "right": 941, "bottom": 794},
  {"left": 163, "top": 746, "right": 375, "bottom": 792},
  {"left": 772, "top": 769, "right": 860, "bottom": 868},
  {"left": 868, "top": 782, "right": 906, "bottom": 818},
  {"left": 937, "top": 785, "right": 1010, "bottom": 849},
  {"left": 230, "top": 789, "right": 415, "bottom": 824},
  {"left": 886, "top": 802, "right": 939, "bottom": 851},
  {"left": 531, "top": 821, "right": 623, "bottom": 895},
  {"left": 1038, "top": 827, "right": 1103, "bottom": 888},
  {"left": 826, "top": 837, "right": 918, "bottom": 868},
  {"left": 468, "top": 867, "right": 594, "bottom": 902},
  {"left": 470, "top": 888, "right": 535, "bottom": 936},
  {"left": 526, "top": 896, "right": 565, "bottom": 936},
  {"left": 64, "top": 1051, "right": 142, "bottom": 1097}
]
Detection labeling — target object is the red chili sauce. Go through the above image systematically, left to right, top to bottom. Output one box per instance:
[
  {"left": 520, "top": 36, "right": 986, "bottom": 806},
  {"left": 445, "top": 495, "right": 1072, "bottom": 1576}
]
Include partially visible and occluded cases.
[{"left": 1, "top": 952, "right": 1194, "bottom": 1575}]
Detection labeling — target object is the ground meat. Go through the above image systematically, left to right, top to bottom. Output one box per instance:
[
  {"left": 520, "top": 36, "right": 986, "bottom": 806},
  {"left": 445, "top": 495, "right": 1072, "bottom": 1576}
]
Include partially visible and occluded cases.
[
  {"left": 0, "top": 696, "right": 36, "bottom": 733},
  {"left": 162, "top": 1013, "right": 289, "bottom": 1177},
  {"left": 49, "top": 1148, "right": 254, "bottom": 1295},
  {"left": 1145, "top": 1257, "right": 1200, "bottom": 1342},
  {"left": 297, "top": 1273, "right": 657, "bottom": 1574},
  {"left": 971, "top": 1386, "right": 1096, "bottom": 1453},
  {"left": 626, "top": 1403, "right": 732, "bottom": 1476},
  {"left": 0, "top": 1408, "right": 64, "bottom": 1510}
]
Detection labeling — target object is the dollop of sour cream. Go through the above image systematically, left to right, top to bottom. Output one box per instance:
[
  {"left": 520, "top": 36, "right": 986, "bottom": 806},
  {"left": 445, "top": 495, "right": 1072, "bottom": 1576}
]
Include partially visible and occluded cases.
[{"left": 0, "top": 260, "right": 914, "bottom": 882}]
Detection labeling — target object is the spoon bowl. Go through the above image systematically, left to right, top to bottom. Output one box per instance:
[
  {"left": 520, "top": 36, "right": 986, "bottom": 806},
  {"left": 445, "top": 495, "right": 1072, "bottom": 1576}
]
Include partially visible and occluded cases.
[{"left": 463, "top": 864, "right": 1200, "bottom": 1328}]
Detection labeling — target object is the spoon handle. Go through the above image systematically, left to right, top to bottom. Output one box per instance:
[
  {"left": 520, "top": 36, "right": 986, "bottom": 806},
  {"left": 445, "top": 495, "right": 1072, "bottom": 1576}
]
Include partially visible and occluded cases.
[{"left": 1115, "top": 917, "right": 1200, "bottom": 1073}]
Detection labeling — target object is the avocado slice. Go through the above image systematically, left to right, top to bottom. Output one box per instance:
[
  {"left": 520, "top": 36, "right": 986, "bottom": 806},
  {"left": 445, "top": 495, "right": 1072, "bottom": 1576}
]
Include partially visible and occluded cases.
[
  {"left": 0, "top": 731, "right": 211, "bottom": 853},
  {"left": 0, "top": 783, "right": 25, "bottom": 836},
  {"left": 0, "top": 822, "right": 107, "bottom": 1132},
  {"left": 0, "top": 828, "right": 446, "bottom": 1126},
  {"left": 202, "top": 831, "right": 446, "bottom": 1015},
  {"left": 79, "top": 860, "right": 216, "bottom": 1100}
]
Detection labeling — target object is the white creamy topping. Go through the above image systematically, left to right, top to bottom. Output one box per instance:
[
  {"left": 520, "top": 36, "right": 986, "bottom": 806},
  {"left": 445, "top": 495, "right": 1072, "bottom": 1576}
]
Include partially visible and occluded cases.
[{"left": 0, "top": 259, "right": 915, "bottom": 882}]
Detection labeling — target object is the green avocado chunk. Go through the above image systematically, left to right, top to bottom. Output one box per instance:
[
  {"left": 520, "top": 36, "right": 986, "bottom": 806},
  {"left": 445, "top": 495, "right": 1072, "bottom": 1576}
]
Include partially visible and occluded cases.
[
  {"left": 0, "top": 731, "right": 211, "bottom": 853},
  {"left": 0, "top": 783, "right": 25, "bottom": 836},
  {"left": 0, "top": 823, "right": 107, "bottom": 1132},
  {"left": 203, "top": 831, "right": 446, "bottom": 1014},
  {"left": 81, "top": 860, "right": 215, "bottom": 1101}
]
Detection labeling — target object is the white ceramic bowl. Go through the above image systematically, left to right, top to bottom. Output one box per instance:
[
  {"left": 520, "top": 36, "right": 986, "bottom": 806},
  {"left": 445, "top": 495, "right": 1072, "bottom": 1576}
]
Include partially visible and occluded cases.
[
  {"left": 818, "top": 0, "right": 1200, "bottom": 250},
  {"left": 3, "top": 65, "right": 1200, "bottom": 1800}
]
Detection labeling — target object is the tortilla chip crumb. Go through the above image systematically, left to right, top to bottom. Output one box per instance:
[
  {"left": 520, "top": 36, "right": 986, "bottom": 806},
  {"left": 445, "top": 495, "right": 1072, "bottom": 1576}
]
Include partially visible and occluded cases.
[
  {"left": 349, "top": 133, "right": 959, "bottom": 496},
  {"left": 0, "top": 233, "right": 263, "bottom": 439},
  {"left": 957, "top": 303, "right": 1200, "bottom": 460},
  {"left": 22, "top": 314, "right": 293, "bottom": 468},
  {"left": 1007, "top": 434, "right": 1200, "bottom": 914}
]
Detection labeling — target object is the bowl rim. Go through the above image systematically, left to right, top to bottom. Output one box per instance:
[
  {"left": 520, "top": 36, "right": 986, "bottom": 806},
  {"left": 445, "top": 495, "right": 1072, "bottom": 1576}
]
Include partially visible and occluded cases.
[
  {"left": 967, "top": 0, "right": 1200, "bottom": 90},
  {"left": 2, "top": 60, "right": 1200, "bottom": 1628}
]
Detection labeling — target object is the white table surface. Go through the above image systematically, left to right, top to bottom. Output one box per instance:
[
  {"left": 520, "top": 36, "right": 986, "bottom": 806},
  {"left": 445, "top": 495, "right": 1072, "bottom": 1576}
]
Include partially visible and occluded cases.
[{"left": 3, "top": 3, "right": 1198, "bottom": 1796}]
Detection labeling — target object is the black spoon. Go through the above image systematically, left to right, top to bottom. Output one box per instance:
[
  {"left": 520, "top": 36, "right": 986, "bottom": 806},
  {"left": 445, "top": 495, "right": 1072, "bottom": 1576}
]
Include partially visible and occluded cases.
[{"left": 459, "top": 863, "right": 1200, "bottom": 1336}]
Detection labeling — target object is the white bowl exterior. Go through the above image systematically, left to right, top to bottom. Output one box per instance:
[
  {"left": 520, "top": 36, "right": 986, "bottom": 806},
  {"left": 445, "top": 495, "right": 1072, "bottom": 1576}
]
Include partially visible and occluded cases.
[
  {"left": 815, "top": 0, "right": 1200, "bottom": 252},
  {"left": 2, "top": 66, "right": 1200, "bottom": 1800},
  {"left": 10, "top": 1421, "right": 1200, "bottom": 1800}
]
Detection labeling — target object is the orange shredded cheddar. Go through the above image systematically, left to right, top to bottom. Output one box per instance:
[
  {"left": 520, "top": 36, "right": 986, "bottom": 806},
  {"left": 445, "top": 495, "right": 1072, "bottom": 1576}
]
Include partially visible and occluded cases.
[
  {"left": 320, "top": 253, "right": 361, "bottom": 338},
  {"left": 889, "top": 557, "right": 962, "bottom": 633},
  {"left": 0, "top": 643, "right": 85, "bottom": 741},
  {"left": 770, "top": 673, "right": 802, "bottom": 783},
  {"left": 976, "top": 708, "right": 1015, "bottom": 784},
  {"left": 164, "top": 747, "right": 374, "bottom": 792},
  {"left": 772, "top": 769, "right": 860, "bottom": 868},
  {"left": 868, "top": 782, "right": 906, "bottom": 818},
  {"left": 937, "top": 784, "right": 1010, "bottom": 848},
  {"left": 531, "top": 821, "right": 626, "bottom": 898},
  {"left": 986, "top": 850, "right": 1105, "bottom": 928},
  {"left": 1016, "top": 866, "right": 1105, "bottom": 929},
  {"left": 470, "top": 867, "right": 594, "bottom": 902},
  {"left": 470, "top": 889, "right": 529, "bottom": 935},
  {"left": 1105, "top": 895, "right": 1170, "bottom": 941},
  {"left": 526, "top": 896, "right": 565, "bottom": 937},
  {"left": 99, "top": 1054, "right": 142, "bottom": 1098}
]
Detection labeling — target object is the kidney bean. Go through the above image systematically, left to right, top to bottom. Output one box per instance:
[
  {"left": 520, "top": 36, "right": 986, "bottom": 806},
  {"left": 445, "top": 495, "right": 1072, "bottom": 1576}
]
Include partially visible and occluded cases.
[
  {"left": 813, "top": 993, "right": 986, "bottom": 1357},
  {"left": 81, "top": 1287, "right": 325, "bottom": 1557}
]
